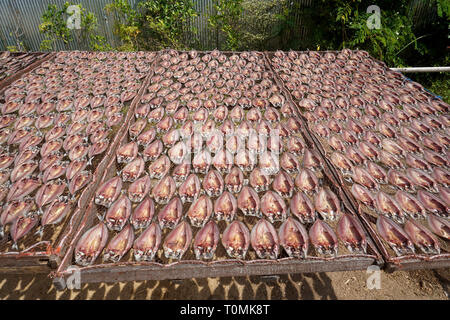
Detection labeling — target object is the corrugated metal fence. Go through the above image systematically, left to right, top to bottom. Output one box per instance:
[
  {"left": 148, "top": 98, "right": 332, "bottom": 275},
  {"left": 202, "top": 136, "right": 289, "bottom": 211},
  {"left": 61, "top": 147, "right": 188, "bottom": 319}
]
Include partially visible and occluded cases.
[
  {"left": 0, "top": 0, "right": 314, "bottom": 51},
  {"left": 0, "top": 0, "right": 436, "bottom": 51},
  {"left": 0, "top": 0, "right": 137, "bottom": 51}
]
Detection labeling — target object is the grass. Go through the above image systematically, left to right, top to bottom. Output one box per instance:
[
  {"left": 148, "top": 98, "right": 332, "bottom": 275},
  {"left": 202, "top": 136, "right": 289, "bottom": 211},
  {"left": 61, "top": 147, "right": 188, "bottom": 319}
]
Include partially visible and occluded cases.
[{"left": 408, "top": 72, "right": 450, "bottom": 103}]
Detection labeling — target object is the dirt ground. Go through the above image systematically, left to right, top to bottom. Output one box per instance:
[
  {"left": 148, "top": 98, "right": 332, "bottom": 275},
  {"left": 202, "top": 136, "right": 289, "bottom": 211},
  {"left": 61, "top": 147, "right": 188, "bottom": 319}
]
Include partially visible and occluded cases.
[{"left": 0, "top": 268, "right": 448, "bottom": 300}]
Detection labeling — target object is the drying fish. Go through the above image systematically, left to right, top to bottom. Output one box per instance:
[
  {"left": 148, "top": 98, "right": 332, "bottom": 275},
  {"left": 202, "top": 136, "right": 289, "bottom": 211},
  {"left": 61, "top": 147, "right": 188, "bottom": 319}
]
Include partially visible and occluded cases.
[
  {"left": 157, "top": 116, "right": 173, "bottom": 133},
  {"left": 286, "top": 117, "right": 302, "bottom": 133},
  {"left": 129, "top": 118, "right": 147, "bottom": 139},
  {"left": 162, "top": 129, "right": 180, "bottom": 147},
  {"left": 363, "top": 131, "right": 381, "bottom": 146},
  {"left": 62, "top": 133, "right": 86, "bottom": 151},
  {"left": 248, "top": 133, "right": 265, "bottom": 154},
  {"left": 397, "top": 136, "right": 421, "bottom": 154},
  {"left": 88, "top": 139, "right": 109, "bottom": 163},
  {"left": 143, "top": 140, "right": 163, "bottom": 162},
  {"left": 116, "top": 141, "right": 138, "bottom": 164},
  {"left": 358, "top": 141, "right": 379, "bottom": 161},
  {"left": 168, "top": 142, "right": 188, "bottom": 164},
  {"left": 69, "top": 143, "right": 89, "bottom": 161},
  {"left": 15, "top": 147, "right": 39, "bottom": 167},
  {"left": 212, "top": 149, "right": 233, "bottom": 174},
  {"left": 235, "top": 149, "right": 256, "bottom": 172},
  {"left": 303, "top": 149, "right": 322, "bottom": 171},
  {"left": 192, "top": 150, "right": 211, "bottom": 174},
  {"left": 379, "top": 150, "right": 403, "bottom": 169},
  {"left": 423, "top": 150, "right": 447, "bottom": 167},
  {"left": 259, "top": 151, "right": 279, "bottom": 175},
  {"left": 39, "top": 152, "right": 63, "bottom": 173},
  {"left": 330, "top": 152, "right": 353, "bottom": 177},
  {"left": 0, "top": 153, "right": 15, "bottom": 171},
  {"left": 148, "top": 155, "right": 170, "bottom": 179},
  {"left": 121, "top": 157, "right": 144, "bottom": 182},
  {"left": 66, "top": 159, "right": 88, "bottom": 182},
  {"left": 10, "top": 160, "right": 38, "bottom": 183},
  {"left": 366, "top": 162, "right": 387, "bottom": 184},
  {"left": 224, "top": 166, "right": 244, "bottom": 193},
  {"left": 352, "top": 166, "right": 378, "bottom": 191},
  {"left": 248, "top": 167, "right": 270, "bottom": 192},
  {"left": 432, "top": 167, "right": 450, "bottom": 187},
  {"left": 294, "top": 168, "right": 319, "bottom": 195},
  {"left": 406, "top": 168, "right": 438, "bottom": 193},
  {"left": 0, "top": 169, "right": 10, "bottom": 185},
  {"left": 202, "top": 169, "right": 224, "bottom": 197},
  {"left": 387, "top": 169, "right": 415, "bottom": 193},
  {"left": 68, "top": 170, "right": 92, "bottom": 200},
  {"left": 272, "top": 170, "right": 294, "bottom": 198},
  {"left": 179, "top": 173, "right": 201, "bottom": 203},
  {"left": 151, "top": 175, "right": 176, "bottom": 205},
  {"left": 7, "top": 176, "right": 41, "bottom": 202},
  {"left": 95, "top": 176, "right": 122, "bottom": 208},
  {"left": 34, "top": 179, "right": 66, "bottom": 214},
  {"left": 351, "top": 184, "right": 375, "bottom": 208},
  {"left": 237, "top": 186, "right": 260, "bottom": 217},
  {"left": 314, "top": 187, "right": 341, "bottom": 221},
  {"left": 260, "top": 190, "right": 287, "bottom": 223},
  {"left": 417, "top": 190, "right": 448, "bottom": 218},
  {"left": 214, "top": 191, "right": 237, "bottom": 222},
  {"left": 290, "top": 191, "right": 316, "bottom": 224},
  {"left": 375, "top": 191, "right": 405, "bottom": 224},
  {"left": 103, "top": 194, "right": 131, "bottom": 231},
  {"left": 187, "top": 195, "right": 213, "bottom": 228},
  {"left": 130, "top": 196, "right": 154, "bottom": 230},
  {"left": 158, "top": 197, "right": 183, "bottom": 229},
  {"left": 0, "top": 198, "right": 34, "bottom": 238},
  {"left": 37, "top": 199, "right": 71, "bottom": 236},
  {"left": 337, "top": 213, "right": 367, "bottom": 254},
  {"left": 10, "top": 214, "right": 39, "bottom": 251},
  {"left": 427, "top": 214, "right": 450, "bottom": 240},
  {"left": 376, "top": 215, "right": 414, "bottom": 256},
  {"left": 278, "top": 217, "right": 309, "bottom": 258},
  {"left": 251, "top": 218, "right": 279, "bottom": 259},
  {"left": 309, "top": 219, "right": 338, "bottom": 256},
  {"left": 404, "top": 219, "right": 440, "bottom": 254},
  {"left": 163, "top": 220, "right": 192, "bottom": 260},
  {"left": 193, "top": 220, "right": 220, "bottom": 260},
  {"left": 222, "top": 220, "right": 250, "bottom": 259},
  {"left": 75, "top": 222, "right": 109, "bottom": 266},
  {"left": 133, "top": 222, "right": 161, "bottom": 261},
  {"left": 103, "top": 224, "right": 134, "bottom": 263}
]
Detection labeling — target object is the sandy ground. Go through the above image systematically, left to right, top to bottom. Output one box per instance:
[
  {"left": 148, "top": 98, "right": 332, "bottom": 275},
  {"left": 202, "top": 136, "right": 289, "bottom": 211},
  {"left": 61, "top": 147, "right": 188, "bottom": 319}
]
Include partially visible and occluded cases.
[{"left": 0, "top": 268, "right": 448, "bottom": 300}]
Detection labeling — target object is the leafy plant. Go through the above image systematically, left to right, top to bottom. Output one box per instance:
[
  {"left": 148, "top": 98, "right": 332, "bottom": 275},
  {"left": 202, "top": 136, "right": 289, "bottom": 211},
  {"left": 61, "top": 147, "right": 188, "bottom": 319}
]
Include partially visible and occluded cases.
[
  {"left": 105, "top": 0, "right": 197, "bottom": 51},
  {"left": 209, "top": 0, "right": 244, "bottom": 50},
  {"left": 236, "top": 0, "right": 289, "bottom": 50},
  {"left": 39, "top": 2, "right": 110, "bottom": 51}
]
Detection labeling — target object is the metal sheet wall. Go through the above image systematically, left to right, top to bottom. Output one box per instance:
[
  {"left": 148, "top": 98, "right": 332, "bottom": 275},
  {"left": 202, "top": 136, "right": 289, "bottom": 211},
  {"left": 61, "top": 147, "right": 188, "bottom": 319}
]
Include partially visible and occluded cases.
[{"left": 5, "top": 0, "right": 427, "bottom": 51}]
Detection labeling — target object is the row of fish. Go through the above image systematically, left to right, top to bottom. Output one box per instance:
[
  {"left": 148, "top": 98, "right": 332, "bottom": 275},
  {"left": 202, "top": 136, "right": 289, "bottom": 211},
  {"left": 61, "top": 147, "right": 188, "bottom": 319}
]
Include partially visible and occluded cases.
[
  {"left": 71, "top": 49, "right": 377, "bottom": 267},
  {"left": 142, "top": 49, "right": 286, "bottom": 114},
  {"left": 269, "top": 49, "right": 449, "bottom": 257},
  {"left": 0, "top": 51, "right": 155, "bottom": 251},
  {"left": 0, "top": 51, "right": 43, "bottom": 81},
  {"left": 94, "top": 164, "right": 346, "bottom": 224},
  {"left": 75, "top": 212, "right": 369, "bottom": 266},
  {"left": 376, "top": 214, "right": 449, "bottom": 256}
]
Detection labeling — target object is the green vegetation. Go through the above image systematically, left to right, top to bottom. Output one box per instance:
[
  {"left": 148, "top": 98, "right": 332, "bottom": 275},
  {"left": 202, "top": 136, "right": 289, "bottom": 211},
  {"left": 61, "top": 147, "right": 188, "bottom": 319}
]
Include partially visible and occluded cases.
[
  {"left": 34, "top": 0, "right": 449, "bottom": 99},
  {"left": 105, "top": 0, "right": 197, "bottom": 51},
  {"left": 39, "top": 2, "right": 110, "bottom": 51}
]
